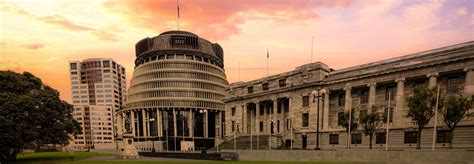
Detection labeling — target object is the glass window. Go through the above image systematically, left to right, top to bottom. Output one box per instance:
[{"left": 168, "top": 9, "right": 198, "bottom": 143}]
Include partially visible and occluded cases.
[
  {"left": 103, "top": 61, "right": 110, "bottom": 67},
  {"left": 70, "top": 63, "right": 77, "bottom": 70},
  {"left": 447, "top": 76, "right": 460, "bottom": 94},
  {"left": 279, "top": 79, "right": 286, "bottom": 87},
  {"left": 413, "top": 80, "right": 426, "bottom": 89},
  {"left": 247, "top": 86, "right": 253, "bottom": 94},
  {"left": 385, "top": 86, "right": 395, "bottom": 101},
  {"left": 360, "top": 90, "right": 369, "bottom": 104},
  {"left": 338, "top": 94, "right": 345, "bottom": 106},
  {"left": 302, "top": 96, "right": 309, "bottom": 107},
  {"left": 231, "top": 107, "right": 236, "bottom": 116},
  {"left": 383, "top": 107, "right": 394, "bottom": 123},
  {"left": 337, "top": 112, "right": 344, "bottom": 126},
  {"left": 302, "top": 113, "right": 309, "bottom": 127},
  {"left": 232, "top": 121, "right": 235, "bottom": 132},
  {"left": 259, "top": 121, "right": 263, "bottom": 132},
  {"left": 437, "top": 130, "right": 450, "bottom": 143},
  {"left": 404, "top": 131, "right": 417, "bottom": 144},
  {"left": 351, "top": 133, "right": 362, "bottom": 144},
  {"left": 376, "top": 133, "right": 386, "bottom": 144},
  {"left": 329, "top": 134, "right": 339, "bottom": 144}
]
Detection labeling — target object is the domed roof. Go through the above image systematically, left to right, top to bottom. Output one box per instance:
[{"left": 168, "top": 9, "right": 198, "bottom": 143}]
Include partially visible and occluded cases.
[{"left": 159, "top": 30, "right": 198, "bottom": 37}]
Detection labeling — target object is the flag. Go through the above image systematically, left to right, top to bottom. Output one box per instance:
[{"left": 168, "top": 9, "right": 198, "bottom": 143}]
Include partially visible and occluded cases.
[{"left": 267, "top": 49, "right": 269, "bottom": 58}]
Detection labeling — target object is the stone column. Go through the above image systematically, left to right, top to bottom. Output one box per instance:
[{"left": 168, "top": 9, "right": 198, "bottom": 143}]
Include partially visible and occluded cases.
[
  {"left": 464, "top": 68, "right": 474, "bottom": 96},
  {"left": 427, "top": 72, "right": 439, "bottom": 88},
  {"left": 395, "top": 78, "right": 405, "bottom": 122},
  {"left": 368, "top": 82, "right": 377, "bottom": 109},
  {"left": 344, "top": 87, "right": 352, "bottom": 112},
  {"left": 323, "top": 89, "right": 330, "bottom": 130},
  {"left": 273, "top": 98, "right": 277, "bottom": 133},
  {"left": 256, "top": 102, "right": 260, "bottom": 134},
  {"left": 242, "top": 104, "right": 247, "bottom": 134},
  {"left": 173, "top": 108, "right": 177, "bottom": 138},
  {"left": 156, "top": 109, "right": 161, "bottom": 137},
  {"left": 157, "top": 109, "right": 162, "bottom": 137},
  {"left": 189, "top": 109, "right": 193, "bottom": 137},
  {"left": 131, "top": 110, "right": 136, "bottom": 137},
  {"left": 145, "top": 110, "right": 150, "bottom": 137},
  {"left": 204, "top": 110, "right": 209, "bottom": 138}
]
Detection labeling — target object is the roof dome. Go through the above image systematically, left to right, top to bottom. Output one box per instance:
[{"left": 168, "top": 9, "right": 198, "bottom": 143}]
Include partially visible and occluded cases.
[{"left": 159, "top": 30, "right": 198, "bottom": 37}]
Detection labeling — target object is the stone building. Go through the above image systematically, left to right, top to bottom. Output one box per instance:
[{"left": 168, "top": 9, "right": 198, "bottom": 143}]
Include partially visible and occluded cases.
[
  {"left": 119, "top": 30, "right": 228, "bottom": 151},
  {"left": 224, "top": 41, "right": 474, "bottom": 149},
  {"left": 68, "top": 58, "right": 127, "bottom": 149}
]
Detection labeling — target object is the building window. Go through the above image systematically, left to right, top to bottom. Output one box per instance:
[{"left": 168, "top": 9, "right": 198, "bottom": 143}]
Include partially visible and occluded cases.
[
  {"left": 103, "top": 61, "right": 110, "bottom": 68},
  {"left": 70, "top": 63, "right": 77, "bottom": 70},
  {"left": 446, "top": 76, "right": 460, "bottom": 94},
  {"left": 279, "top": 79, "right": 286, "bottom": 87},
  {"left": 413, "top": 80, "right": 426, "bottom": 89},
  {"left": 262, "top": 83, "right": 269, "bottom": 91},
  {"left": 248, "top": 86, "right": 253, "bottom": 94},
  {"left": 385, "top": 86, "right": 395, "bottom": 101},
  {"left": 360, "top": 90, "right": 369, "bottom": 104},
  {"left": 338, "top": 94, "right": 345, "bottom": 106},
  {"left": 302, "top": 95, "right": 310, "bottom": 107},
  {"left": 231, "top": 107, "right": 236, "bottom": 116},
  {"left": 259, "top": 107, "right": 264, "bottom": 116},
  {"left": 383, "top": 107, "right": 394, "bottom": 123},
  {"left": 359, "top": 110, "right": 367, "bottom": 120},
  {"left": 337, "top": 112, "right": 344, "bottom": 126},
  {"left": 302, "top": 113, "right": 309, "bottom": 127},
  {"left": 277, "top": 120, "right": 280, "bottom": 133},
  {"left": 232, "top": 121, "right": 235, "bottom": 132},
  {"left": 259, "top": 121, "right": 263, "bottom": 132},
  {"left": 437, "top": 130, "right": 451, "bottom": 143},
  {"left": 404, "top": 131, "right": 417, "bottom": 144},
  {"left": 351, "top": 133, "right": 362, "bottom": 144},
  {"left": 376, "top": 133, "right": 386, "bottom": 144},
  {"left": 329, "top": 134, "right": 339, "bottom": 144}
]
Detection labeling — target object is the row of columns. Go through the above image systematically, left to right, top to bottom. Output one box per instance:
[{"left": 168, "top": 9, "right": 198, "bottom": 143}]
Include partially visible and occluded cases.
[{"left": 120, "top": 108, "right": 221, "bottom": 139}]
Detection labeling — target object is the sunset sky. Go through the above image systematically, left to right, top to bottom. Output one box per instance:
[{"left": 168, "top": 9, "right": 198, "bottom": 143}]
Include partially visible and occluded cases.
[{"left": 0, "top": 0, "right": 473, "bottom": 102}]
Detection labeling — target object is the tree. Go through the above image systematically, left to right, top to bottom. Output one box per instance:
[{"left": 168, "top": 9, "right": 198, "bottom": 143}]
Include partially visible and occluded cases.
[
  {"left": 0, "top": 71, "right": 80, "bottom": 162},
  {"left": 405, "top": 87, "right": 443, "bottom": 149},
  {"left": 439, "top": 95, "right": 474, "bottom": 149},
  {"left": 360, "top": 105, "right": 383, "bottom": 149},
  {"left": 339, "top": 109, "right": 358, "bottom": 148}
]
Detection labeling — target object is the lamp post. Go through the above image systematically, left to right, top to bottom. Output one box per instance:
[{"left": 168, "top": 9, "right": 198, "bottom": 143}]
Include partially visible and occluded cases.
[
  {"left": 311, "top": 88, "right": 326, "bottom": 150},
  {"left": 150, "top": 118, "right": 156, "bottom": 152}
]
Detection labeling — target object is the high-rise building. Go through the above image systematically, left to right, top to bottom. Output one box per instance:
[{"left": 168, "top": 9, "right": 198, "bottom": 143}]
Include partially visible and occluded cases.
[
  {"left": 118, "top": 30, "right": 228, "bottom": 151},
  {"left": 69, "top": 58, "right": 127, "bottom": 149}
]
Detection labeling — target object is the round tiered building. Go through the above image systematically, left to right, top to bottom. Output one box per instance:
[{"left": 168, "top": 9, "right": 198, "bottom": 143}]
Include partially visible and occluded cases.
[{"left": 119, "top": 31, "right": 228, "bottom": 151}]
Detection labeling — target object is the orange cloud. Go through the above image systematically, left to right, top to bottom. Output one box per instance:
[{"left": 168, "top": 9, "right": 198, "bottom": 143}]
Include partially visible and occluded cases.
[
  {"left": 103, "top": 0, "right": 352, "bottom": 40},
  {"left": 0, "top": 2, "right": 117, "bottom": 41},
  {"left": 21, "top": 43, "right": 44, "bottom": 49}
]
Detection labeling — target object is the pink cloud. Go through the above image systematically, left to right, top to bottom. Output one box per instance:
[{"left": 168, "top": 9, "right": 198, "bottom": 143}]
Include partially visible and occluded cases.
[
  {"left": 103, "top": 0, "right": 352, "bottom": 40},
  {"left": 0, "top": 2, "right": 117, "bottom": 41},
  {"left": 21, "top": 43, "right": 44, "bottom": 49}
]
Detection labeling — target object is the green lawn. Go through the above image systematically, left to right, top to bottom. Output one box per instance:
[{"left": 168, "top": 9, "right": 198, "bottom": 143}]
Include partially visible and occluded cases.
[
  {"left": 15, "top": 151, "right": 114, "bottom": 163},
  {"left": 15, "top": 152, "right": 353, "bottom": 164}
]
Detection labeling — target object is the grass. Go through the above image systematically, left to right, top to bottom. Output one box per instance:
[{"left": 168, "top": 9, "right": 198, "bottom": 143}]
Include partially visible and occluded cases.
[
  {"left": 15, "top": 151, "right": 114, "bottom": 163},
  {"left": 14, "top": 152, "right": 354, "bottom": 164}
]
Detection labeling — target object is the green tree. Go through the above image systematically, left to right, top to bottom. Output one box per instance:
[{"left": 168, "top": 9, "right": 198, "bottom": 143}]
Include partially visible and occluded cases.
[
  {"left": 0, "top": 71, "right": 80, "bottom": 162},
  {"left": 405, "top": 87, "right": 443, "bottom": 149},
  {"left": 439, "top": 95, "right": 474, "bottom": 149},
  {"left": 360, "top": 105, "right": 383, "bottom": 149},
  {"left": 338, "top": 109, "right": 358, "bottom": 148}
]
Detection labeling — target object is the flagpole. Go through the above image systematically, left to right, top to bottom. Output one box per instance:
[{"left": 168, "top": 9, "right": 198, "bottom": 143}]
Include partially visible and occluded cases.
[
  {"left": 176, "top": 0, "right": 180, "bottom": 30},
  {"left": 311, "top": 37, "right": 313, "bottom": 63},
  {"left": 266, "top": 48, "right": 269, "bottom": 77},
  {"left": 238, "top": 61, "right": 241, "bottom": 81},
  {"left": 432, "top": 84, "right": 440, "bottom": 151},
  {"left": 386, "top": 91, "right": 391, "bottom": 151}
]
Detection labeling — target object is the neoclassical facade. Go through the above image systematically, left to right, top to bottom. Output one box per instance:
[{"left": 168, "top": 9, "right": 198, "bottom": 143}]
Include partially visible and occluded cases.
[
  {"left": 118, "top": 31, "right": 228, "bottom": 151},
  {"left": 224, "top": 41, "right": 474, "bottom": 149}
]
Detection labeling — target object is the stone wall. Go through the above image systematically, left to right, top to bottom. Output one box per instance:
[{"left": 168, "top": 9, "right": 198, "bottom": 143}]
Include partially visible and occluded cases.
[{"left": 226, "top": 149, "right": 474, "bottom": 164}]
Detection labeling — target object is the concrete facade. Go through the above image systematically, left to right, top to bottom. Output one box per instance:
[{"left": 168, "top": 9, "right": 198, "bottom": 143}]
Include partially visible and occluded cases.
[
  {"left": 119, "top": 30, "right": 228, "bottom": 152},
  {"left": 224, "top": 41, "right": 474, "bottom": 150},
  {"left": 69, "top": 58, "right": 127, "bottom": 149}
]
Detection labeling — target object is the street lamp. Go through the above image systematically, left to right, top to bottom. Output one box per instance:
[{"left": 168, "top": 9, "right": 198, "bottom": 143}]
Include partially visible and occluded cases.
[
  {"left": 311, "top": 88, "right": 326, "bottom": 150},
  {"left": 149, "top": 118, "right": 156, "bottom": 152}
]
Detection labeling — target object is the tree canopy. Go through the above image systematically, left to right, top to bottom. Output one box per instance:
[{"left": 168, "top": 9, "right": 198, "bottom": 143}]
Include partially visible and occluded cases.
[
  {"left": 0, "top": 71, "right": 80, "bottom": 162},
  {"left": 439, "top": 95, "right": 474, "bottom": 148},
  {"left": 360, "top": 105, "right": 383, "bottom": 149}
]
